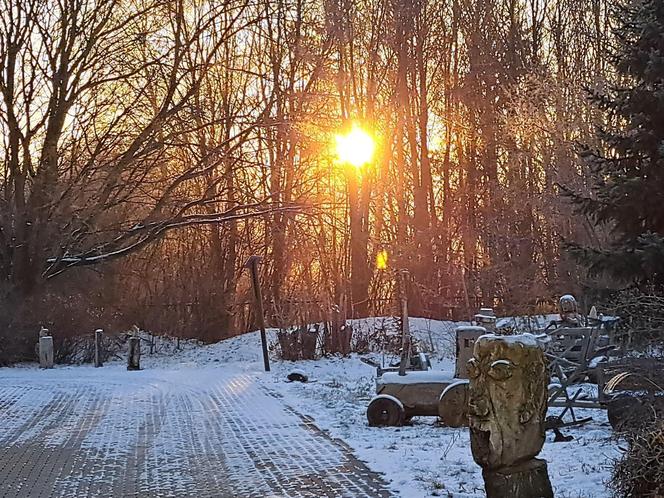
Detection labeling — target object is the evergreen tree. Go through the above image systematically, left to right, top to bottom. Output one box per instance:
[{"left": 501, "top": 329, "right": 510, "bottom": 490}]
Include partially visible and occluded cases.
[{"left": 567, "top": 0, "right": 664, "bottom": 286}]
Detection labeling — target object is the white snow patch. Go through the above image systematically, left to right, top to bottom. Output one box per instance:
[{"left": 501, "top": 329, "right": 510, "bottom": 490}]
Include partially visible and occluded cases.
[{"left": 378, "top": 370, "right": 455, "bottom": 385}]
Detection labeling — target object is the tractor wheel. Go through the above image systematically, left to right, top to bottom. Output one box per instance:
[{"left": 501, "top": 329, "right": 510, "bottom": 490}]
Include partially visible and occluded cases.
[
  {"left": 438, "top": 380, "right": 469, "bottom": 428},
  {"left": 367, "top": 395, "right": 405, "bottom": 427}
]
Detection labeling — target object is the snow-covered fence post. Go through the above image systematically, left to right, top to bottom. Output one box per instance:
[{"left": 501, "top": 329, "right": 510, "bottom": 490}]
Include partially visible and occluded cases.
[
  {"left": 244, "top": 255, "right": 270, "bottom": 372},
  {"left": 38, "top": 327, "right": 54, "bottom": 369},
  {"left": 94, "top": 329, "right": 103, "bottom": 367},
  {"left": 127, "top": 336, "right": 141, "bottom": 371}
]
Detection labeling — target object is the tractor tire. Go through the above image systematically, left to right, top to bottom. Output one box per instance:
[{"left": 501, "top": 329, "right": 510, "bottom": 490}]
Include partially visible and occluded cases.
[
  {"left": 438, "top": 380, "right": 469, "bottom": 428},
  {"left": 367, "top": 395, "right": 405, "bottom": 427}
]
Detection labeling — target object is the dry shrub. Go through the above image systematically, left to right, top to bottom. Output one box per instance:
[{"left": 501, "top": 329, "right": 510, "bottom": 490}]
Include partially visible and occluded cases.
[
  {"left": 599, "top": 289, "right": 664, "bottom": 353},
  {"left": 270, "top": 297, "right": 322, "bottom": 360},
  {"left": 357, "top": 317, "right": 402, "bottom": 354},
  {"left": 323, "top": 321, "right": 352, "bottom": 356},
  {"left": 275, "top": 324, "right": 320, "bottom": 360},
  {"left": 55, "top": 332, "right": 126, "bottom": 364},
  {"left": 611, "top": 421, "right": 664, "bottom": 498}
]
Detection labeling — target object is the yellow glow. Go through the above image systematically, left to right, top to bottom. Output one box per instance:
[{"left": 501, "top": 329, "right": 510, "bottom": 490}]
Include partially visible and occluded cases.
[
  {"left": 335, "top": 126, "right": 375, "bottom": 167},
  {"left": 376, "top": 249, "right": 388, "bottom": 270}
]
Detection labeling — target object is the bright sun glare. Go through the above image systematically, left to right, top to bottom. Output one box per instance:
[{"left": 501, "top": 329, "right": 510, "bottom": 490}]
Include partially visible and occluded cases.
[{"left": 335, "top": 126, "right": 375, "bottom": 168}]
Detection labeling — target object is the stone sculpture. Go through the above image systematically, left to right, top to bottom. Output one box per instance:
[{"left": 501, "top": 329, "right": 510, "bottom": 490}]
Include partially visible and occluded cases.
[
  {"left": 558, "top": 294, "right": 583, "bottom": 326},
  {"left": 455, "top": 326, "right": 486, "bottom": 379},
  {"left": 38, "top": 327, "right": 54, "bottom": 369},
  {"left": 467, "top": 334, "right": 553, "bottom": 498}
]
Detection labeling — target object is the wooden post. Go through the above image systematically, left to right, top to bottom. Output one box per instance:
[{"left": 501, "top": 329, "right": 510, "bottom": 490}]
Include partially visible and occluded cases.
[
  {"left": 245, "top": 255, "right": 270, "bottom": 372},
  {"left": 461, "top": 265, "right": 473, "bottom": 322},
  {"left": 398, "top": 270, "right": 410, "bottom": 376},
  {"left": 39, "top": 328, "right": 54, "bottom": 369},
  {"left": 94, "top": 329, "right": 103, "bottom": 367},
  {"left": 127, "top": 336, "right": 140, "bottom": 371}
]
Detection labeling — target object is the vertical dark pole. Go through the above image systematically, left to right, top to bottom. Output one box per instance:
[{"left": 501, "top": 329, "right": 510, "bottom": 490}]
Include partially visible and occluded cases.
[
  {"left": 245, "top": 255, "right": 270, "bottom": 372},
  {"left": 398, "top": 270, "right": 411, "bottom": 376},
  {"left": 94, "top": 329, "right": 103, "bottom": 367},
  {"left": 127, "top": 336, "right": 141, "bottom": 371}
]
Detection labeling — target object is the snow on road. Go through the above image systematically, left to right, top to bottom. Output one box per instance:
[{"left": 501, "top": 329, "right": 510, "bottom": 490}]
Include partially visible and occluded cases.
[
  {"left": 0, "top": 317, "right": 620, "bottom": 497},
  {"left": 135, "top": 317, "right": 620, "bottom": 497},
  {"left": 0, "top": 365, "right": 390, "bottom": 497}
]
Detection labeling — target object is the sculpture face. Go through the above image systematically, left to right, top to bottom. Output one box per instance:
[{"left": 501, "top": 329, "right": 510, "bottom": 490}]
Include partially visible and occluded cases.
[
  {"left": 559, "top": 294, "right": 578, "bottom": 315},
  {"left": 467, "top": 335, "right": 547, "bottom": 469}
]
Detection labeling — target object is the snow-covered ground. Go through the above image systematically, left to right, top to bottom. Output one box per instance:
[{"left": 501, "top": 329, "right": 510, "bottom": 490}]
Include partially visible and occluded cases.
[{"left": 117, "top": 317, "right": 620, "bottom": 498}]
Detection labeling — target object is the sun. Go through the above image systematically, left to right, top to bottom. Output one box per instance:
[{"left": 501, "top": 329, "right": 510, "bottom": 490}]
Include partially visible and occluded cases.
[{"left": 335, "top": 125, "right": 375, "bottom": 168}]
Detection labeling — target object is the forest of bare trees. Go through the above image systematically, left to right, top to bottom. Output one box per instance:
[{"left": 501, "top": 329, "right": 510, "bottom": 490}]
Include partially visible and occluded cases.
[{"left": 0, "top": 0, "right": 619, "bottom": 344}]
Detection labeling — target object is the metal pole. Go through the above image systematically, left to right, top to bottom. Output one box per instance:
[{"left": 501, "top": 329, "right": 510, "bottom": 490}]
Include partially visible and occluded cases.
[
  {"left": 245, "top": 255, "right": 270, "bottom": 372},
  {"left": 398, "top": 270, "right": 410, "bottom": 376}
]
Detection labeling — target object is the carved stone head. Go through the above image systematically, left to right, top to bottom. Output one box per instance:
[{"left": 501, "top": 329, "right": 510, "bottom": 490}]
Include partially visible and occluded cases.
[
  {"left": 558, "top": 294, "right": 581, "bottom": 324},
  {"left": 467, "top": 334, "right": 547, "bottom": 470}
]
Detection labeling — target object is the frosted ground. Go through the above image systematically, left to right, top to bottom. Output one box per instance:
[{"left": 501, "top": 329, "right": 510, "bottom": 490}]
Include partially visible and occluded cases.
[
  {"left": 2, "top": 317, "right": 619, "bottom": 497},
  {"left": 133, "top": 317, "right": 619, "bottom": 497}
]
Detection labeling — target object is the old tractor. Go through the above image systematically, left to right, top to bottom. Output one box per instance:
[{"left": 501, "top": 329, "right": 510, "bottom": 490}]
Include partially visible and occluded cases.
[{"left": 366, "top": 325, "right": 486, "bottom": 427}]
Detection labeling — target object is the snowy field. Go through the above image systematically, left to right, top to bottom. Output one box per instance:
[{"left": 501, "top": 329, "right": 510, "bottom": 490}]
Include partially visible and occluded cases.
[{"left": 123, "top": 317, "right": 620, "bottom": 498}]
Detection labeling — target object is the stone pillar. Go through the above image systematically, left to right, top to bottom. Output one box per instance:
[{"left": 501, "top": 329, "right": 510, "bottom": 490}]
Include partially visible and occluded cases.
[
  {"left": 454, "top": 326, "right": 486, "bottom": 379},
  {"left": 38, "top": 328, "right": 54, "bottom": 369},
  {"left": 94, "top": 329, "right": 103, "bottom": 368},
  {"left": 467, "top": 334, "right": 553, "bottom": 498},
  {"left": 127, "top": 336, "right": 140, "bottom": 371}
]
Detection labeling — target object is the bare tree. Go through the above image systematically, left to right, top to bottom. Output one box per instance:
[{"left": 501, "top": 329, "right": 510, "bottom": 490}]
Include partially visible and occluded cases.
[{"left": 0, "top": 0, "right": 298, "bottom": 298}]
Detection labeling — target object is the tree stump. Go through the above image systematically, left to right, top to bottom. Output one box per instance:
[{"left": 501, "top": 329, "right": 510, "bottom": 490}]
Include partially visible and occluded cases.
[
  {"left": 300, "top": 329, "right": 318, "bottom": 360},
  {"left": 483, "top": 458, "right": 553, "bottom": 498}
]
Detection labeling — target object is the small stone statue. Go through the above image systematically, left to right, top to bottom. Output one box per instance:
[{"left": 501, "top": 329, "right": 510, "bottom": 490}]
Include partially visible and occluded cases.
[
  {"left": 559, "top": 294, "right": 583, "bottom": 325},
  {"left": 127, "top": 326, "right": 141, "bottom": 371},
  {"left": 38, "top": 327, "right": 54, "bottom": 369},
  {"left": 467, "top": 334, "right": 553, "bottom": 498}
]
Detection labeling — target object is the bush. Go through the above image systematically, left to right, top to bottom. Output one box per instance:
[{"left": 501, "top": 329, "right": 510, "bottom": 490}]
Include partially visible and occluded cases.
[
  {"left": 599, "top": 289, "right": 664, "bottom": 353},
  {"left": 275, "top": 324, "right": 321, "bottom": 360},
  {"left": 611, "top": 421, "right": 664, "bottom": 498}
]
